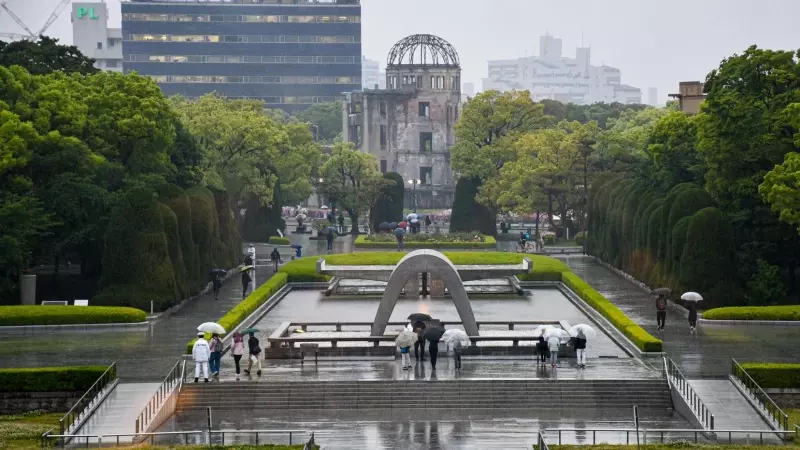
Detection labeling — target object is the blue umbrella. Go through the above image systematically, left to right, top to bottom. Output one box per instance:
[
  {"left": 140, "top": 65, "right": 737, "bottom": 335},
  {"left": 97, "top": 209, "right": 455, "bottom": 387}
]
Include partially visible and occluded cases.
[
  {"left": 389, "top": 222, "right": 398, "bottom": 229},
  {"left": 394, "top": 227, "right": 406, "bottom": 237}
]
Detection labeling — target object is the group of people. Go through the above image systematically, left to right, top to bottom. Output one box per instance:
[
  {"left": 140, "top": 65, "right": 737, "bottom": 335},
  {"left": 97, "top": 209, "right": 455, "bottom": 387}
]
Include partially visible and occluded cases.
[
  {"left": 656, "top": 293, "right": 698, "bottom": 333},
  {"left": 397, "top": 321, "right": 462, "bottom": 371},
  {"left": 191, "top": 331, "right": 263, "bottom": 382},
  {"left": 535, "top": 331, "right": 588, "bottom": 369}
]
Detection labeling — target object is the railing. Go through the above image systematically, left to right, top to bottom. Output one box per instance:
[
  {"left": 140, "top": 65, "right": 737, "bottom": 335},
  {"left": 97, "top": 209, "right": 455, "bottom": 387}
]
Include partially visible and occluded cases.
[
  {"left": 664, "top": 357, "right": 715, "bottom": 430},
  {"left": 731, "top": 358, "right": 790, "bottom": 431},
  {"left": 135, "top": 360, "right": 185, "bottom": 436},
  {"left": 59, "top": 362, "right": 117, "bottom": 438},
  {"left": 544, "top": 427, "right": 796, "bottom": 445},
  {"left": 40, "top": 429, "right": 313, "bottom": 448},
  {"left": 537, "top": 432, "right": 550, "bottom": 450}
]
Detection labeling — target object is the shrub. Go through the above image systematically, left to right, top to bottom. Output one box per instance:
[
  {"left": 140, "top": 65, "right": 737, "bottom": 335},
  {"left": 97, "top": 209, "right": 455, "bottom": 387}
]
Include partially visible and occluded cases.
[
  {"left": 370, "top": 172, "right": 404, "bottom": 230},
  {"left": 451, "top": 176, "right": 496, "bottom": 235},
  {"left": 658, "top": 183, "right": 697, "bottom": 261},
  {"left": 159, "top": 184, "right": 200, "bottom": 292},
  {"left": 187, "top": 186, "right": 219, "bottom": 280},
  {"left": 96, "top": 187, "right": 179, "bottom": 311},
  {"left": 665, "top": 188, "right": 715, "bottom": 274},
  {"left": 215, "top": 193, "right": 242, "bottom": 268},
  {"left": 159, "top": 203, "right": 190, "bottom": 298},
  {"left": 679, "top": 207, "right": 736, "bottom": 306},
  {"left": 668, "top": 216, "right": 691, "bottom": 289},
  {"left": 574, "top": 231, "right": 587, "bottom": 247},
  {"left": 356, "top": 234, "right": 496, "bottom": 249},
  {"left": 543, "top": 235, "right": 556, "bottom": 245},
  {"left": 268, "top": 236, "right": 291, "bottom": 246},
  {"left": 187, "top": 272, "right": 289, "bottom": 354},
  {"left": 561, "top": 272, "right": 663, "bottom": 352},
  {"left": 0, "top": 305, "right": 146, "bottom": 326},
  {"left": 703, "top": 305, "right": 800, "bottom": 321},
  {"left": 739, "top": 363, "right": 800, "bottom": 389},
  {"left": 0, "top": 366, "right": 113, "bottom": 392}
]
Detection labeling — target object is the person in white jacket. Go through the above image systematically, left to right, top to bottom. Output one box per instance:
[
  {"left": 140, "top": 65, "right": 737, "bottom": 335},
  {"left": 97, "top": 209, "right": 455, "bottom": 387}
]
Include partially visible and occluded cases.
[
  {"left": 247, "top": 244, "right": 256, "bottom": 264},
  {"left": 192, "top": 332, "right": 211, "bottom": 383},
  {"left": 547, "top": 334, "right": 561, "bottom": 368}
]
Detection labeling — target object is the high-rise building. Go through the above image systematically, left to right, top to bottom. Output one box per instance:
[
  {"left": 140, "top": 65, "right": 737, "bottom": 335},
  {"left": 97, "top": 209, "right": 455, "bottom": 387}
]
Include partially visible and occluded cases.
[
  {"left": 121, "top": 0, "right": 362, "bottom": 112},
  {"left": 71, "top": 2, "right": 123, "bottom": 72},
  {"left": 483, "top": 34, "right": 641, "bottom": 105},
  {"left": 361, "top": 56, "right": 384, "bottom": 89},
  {"left": 462, "top": 81, "right": 475, "bottom": 101},
  {"left": 648, "top": 87, "right": 658, "bottom": 106}
]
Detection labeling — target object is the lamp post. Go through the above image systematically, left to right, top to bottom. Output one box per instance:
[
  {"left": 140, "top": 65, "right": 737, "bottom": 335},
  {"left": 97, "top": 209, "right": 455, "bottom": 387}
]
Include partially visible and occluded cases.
[{"left": 408, "top": 178, "right": 421, "bottom": 213}]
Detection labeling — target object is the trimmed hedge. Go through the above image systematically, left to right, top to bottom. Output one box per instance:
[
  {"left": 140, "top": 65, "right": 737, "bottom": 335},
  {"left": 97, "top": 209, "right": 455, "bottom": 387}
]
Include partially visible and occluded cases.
[
  {"left": 354, "top": 234, "right": 496, "bottom": 249},
  {"left": 267, "top": 236, "right": 291, "bottom": 245},
  {"left": 561, "top": 272, "right": 663, "bottom": 352},
  {"left": 186, "top": 273, "right": 288, "bottom": 354},
  {"left": 703, "top": 305, "right": 800, "bottom": 321},
  {"left": 0, "top": 306, "right": 146, "bottom": 326},
  {"left": 739, "top": 363, "right": 800, "bottom": 389},
  {"left": 0, "top": 366, "right": 113, "bottom": 392}
]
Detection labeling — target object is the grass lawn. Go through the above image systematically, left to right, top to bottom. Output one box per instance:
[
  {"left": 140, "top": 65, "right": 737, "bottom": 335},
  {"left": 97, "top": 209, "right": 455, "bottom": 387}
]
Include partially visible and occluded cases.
[
  {"left": 788, "top": 408, "right": 800, "bottom": 443},
  {"left": 0, "top": 412, "right": 61, "bottom": 450},
  {"left": 545, "top": 445, "right": 797, "bottom": 450}
]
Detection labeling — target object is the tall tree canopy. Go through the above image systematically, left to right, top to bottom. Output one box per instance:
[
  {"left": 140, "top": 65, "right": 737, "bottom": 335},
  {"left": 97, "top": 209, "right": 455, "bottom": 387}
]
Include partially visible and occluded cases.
[
  {"left": 0, "top": 36, "right": 98, "bottom": 75},
  {"left": 292, "top": 101, "right": 343, "bottom": 142}
]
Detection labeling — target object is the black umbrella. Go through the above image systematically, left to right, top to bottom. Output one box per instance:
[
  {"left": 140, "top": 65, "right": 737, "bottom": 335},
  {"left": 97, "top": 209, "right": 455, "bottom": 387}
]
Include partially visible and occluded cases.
[
  {"left": 379, "top": 222, "right": 391, "bottom": 231},
  {"left": 389, "top": 222, "right": 398, "bottom": 229},
  {"left": 394, "top": 227, "right": 406, "bottom": 237},
  {"left": 209, "top": 268, "right": 226, "bottom": 277},
  {"left": 651, "top": 287, "right": 671, "bottom": 296},
  {"left": 408, "top": 313, "right": 432, "bottom": 323},
  {"left": 422, "top": 326, "right": 445, "bottom": 342}
]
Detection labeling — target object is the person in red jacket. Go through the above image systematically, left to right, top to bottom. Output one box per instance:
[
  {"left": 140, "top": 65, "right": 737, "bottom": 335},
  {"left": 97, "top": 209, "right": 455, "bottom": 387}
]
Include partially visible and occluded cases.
[{"left": 656, "top": 295, "right": 667, "bottom": 331}]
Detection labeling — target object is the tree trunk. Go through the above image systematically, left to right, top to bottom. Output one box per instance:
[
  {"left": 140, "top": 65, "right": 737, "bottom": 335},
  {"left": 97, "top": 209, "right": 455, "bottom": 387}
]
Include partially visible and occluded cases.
[
  {"left": 547, "top": 192, "right": 554, "bottom": 234},
  {"left": 346, "top": 208, "right": 359, "bottom": 235}
]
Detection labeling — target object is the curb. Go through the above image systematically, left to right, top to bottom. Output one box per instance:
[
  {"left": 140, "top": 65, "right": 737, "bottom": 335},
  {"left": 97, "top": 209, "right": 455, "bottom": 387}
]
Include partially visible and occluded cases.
[
  {"left": 698, "top": 318, "right": 800, "bottom": 326},
  {"left": 0, "top": 322, "right": 150, "bottom": 334}
]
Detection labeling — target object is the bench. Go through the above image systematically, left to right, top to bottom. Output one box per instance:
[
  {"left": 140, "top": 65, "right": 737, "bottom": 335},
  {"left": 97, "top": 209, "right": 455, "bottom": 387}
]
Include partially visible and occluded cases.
[{"left": 299, "top": 343, "right": 319, "bottom": 366}]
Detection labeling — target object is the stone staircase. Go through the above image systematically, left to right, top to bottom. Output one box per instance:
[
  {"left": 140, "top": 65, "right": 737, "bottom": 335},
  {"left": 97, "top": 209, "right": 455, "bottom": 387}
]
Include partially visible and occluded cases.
[{"left": 177, "top": 379, "right": 671, "bottom": 412}]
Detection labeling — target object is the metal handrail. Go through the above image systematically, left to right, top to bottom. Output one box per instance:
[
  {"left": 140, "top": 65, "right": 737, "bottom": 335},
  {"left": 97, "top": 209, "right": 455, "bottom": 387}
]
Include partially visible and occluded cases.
[
  {"left": 664, "top": 357, "right": 715, "bottom": 430},
  {"left": 731, "top": 358, "right": 790, "bottom": 431},
  {"left": 135, "top": 360, "right": 183, "bottom": 434},
  {"left": 59, "top": 362, "right": 117, "bottom": 437},
  {"left": 544, "top": 427, "right": 796, "bottom": 445},
  {"left": 41, "top": 428, "right": 313, "bottom": 448},
  {"left": 537, "top": 432, "right": 550, "bottom": 450}
]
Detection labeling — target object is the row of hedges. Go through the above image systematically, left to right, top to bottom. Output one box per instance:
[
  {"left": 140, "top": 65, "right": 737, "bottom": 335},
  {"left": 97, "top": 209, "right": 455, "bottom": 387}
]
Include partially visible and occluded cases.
[
  {"left": 587, "top": 176, "right": 737, "bottom": 307},
  {"left": 95, "top": 184, "right": 242, "bottom": 312},
  {"left": 354, "top": 234, "right": 496, "bottom": 249},
  {"left": 267, "top": 236, "right": 291, "bottom": 246},
  {"left": 561, "top": 272, "right": 663, "bottom": 352},
  {"left": 186, "top": 273, "right": 288, "bottom": 354},
  {"left": 703, "top": 305, "right": 800, "bottom": 321},
  {"left": 0, "top": 306, "right": 146, "bottom": 326},
  {"left": 739, "top": 363, "right": 800, "bottom": 389},
  {"left": 0, "top": 366, "right": 113, "bottom": 392}
]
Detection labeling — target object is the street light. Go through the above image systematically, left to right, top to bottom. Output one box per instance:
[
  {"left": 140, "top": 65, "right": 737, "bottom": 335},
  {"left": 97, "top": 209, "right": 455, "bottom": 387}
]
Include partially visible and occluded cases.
[{"left": 408, "top": 178, "right": 421, "bottom": 213}]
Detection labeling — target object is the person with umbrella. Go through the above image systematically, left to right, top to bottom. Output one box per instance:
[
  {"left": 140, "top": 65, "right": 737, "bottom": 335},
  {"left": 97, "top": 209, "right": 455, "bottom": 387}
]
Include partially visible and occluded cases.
[
  {"left": 337, "top": 214, "right": 345, "bottom": 233},
  {"left": 326, "top": 226, "right": 338, "bottom": 252},
  {"left": 394, "top": 226, "right": 406, "bottom": 251},
  {"left": 247, "top": 244, "right": 256, "bottom": 264},
  {"left": 270, "top": 247, "right": 282, "bottom": 272},
  {"left": 241, "top": 266, "right": 253, "bottom": 298},
  {"left": 209, "top": 269, "right": 226, "bottom": 301},
  {"left": 653, "top": 288, "right": 670, "bottom": 331},
  {"left": 682, "top": 292, "right": 703, "bottom": 334},
  {"left": 413, "top": 320, "right": 426, "bottom": 361},
  {"left": 423, "top": 325, "right": 445, "bottom": 370},
  {"left": 395, "top": 329, "right": 416, "bottom": 370},
  {"left": 244, "top": 330, "right": 262, "bottom": 376},
  {"left": 574, "top": 330, "right": 587, "bottom": 369},
  {"left": 547, "top": 331, "right": 562, "bottom": 368},
  {"left": 192, "top": 332, "right": 211, "bottom": 383},
  {"left": 231, "top": 332, "right": 245, "bottom": 376},
  {"left": 209, "top": 333, "right": 223, "bottom": 376},
  {"left": 536, "top": 334, "right": 548, "bottom": 364}
]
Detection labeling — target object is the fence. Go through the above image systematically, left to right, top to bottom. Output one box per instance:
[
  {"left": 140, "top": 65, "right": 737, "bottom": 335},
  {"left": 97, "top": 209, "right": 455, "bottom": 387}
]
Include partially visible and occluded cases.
[
  {"left": 664, "top": 357, "right": 715, "bottom": 430},
  {"left": 731, "top": 358, "right": 791, "bottom": 431},
  {"left": 135, "top": 360, "right": 185, "bottom": 438},
  {"left": 58, "top": 362, "right": 117, "bottom": 439},
  {"left": 543, "top": 427, "right": 796, "bottom": 445},
  {"left": 40, "top": 429, "right": 314, "bottom": 448}
]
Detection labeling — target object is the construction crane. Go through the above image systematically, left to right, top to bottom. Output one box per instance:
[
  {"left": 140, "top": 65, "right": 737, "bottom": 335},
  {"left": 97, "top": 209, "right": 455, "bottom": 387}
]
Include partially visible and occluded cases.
[{"left": 0, "top": 0, "right": 73, "bottom": 41}]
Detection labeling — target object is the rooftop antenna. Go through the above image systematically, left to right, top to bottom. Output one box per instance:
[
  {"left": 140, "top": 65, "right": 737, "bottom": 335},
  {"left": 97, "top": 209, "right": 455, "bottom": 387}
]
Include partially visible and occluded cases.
[{"left": 0, "top": 0, "right": 73, "bottom": 40}]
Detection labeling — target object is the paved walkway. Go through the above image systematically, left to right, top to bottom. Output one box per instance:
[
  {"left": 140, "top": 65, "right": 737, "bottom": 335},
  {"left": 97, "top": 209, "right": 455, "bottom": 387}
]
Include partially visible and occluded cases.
[
  {"left": 562, "top": 256, "right": 800, "bottom": 378},
  {"left": 688, "top": 380, "right": 772, "bottom": 430},
  {"left": 76, "top": 382, "right": 160, "bottom": 441}
]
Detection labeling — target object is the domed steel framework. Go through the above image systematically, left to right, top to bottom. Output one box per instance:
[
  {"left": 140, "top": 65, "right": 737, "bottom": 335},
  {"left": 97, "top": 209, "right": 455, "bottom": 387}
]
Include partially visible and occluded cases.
[{"left": 386, "top": 34, "right": 460, "bottom": 68}]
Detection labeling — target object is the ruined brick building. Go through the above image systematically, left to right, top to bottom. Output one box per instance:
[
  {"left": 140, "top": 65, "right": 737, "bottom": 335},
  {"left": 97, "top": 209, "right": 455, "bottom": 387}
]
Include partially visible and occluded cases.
[{"left": 343, "top": 34, "right": 461, "bottom": 210}]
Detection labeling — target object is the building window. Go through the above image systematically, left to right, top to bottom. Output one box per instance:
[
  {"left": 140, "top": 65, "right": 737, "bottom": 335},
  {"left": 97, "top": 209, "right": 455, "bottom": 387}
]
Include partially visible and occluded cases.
[
  {"left": 96, "top": 42, "right": 102, "bottom": 49},
  {"left": 106, "top": 60, "right": 119, "bottom": 68},
  {"left": 390, "top": 76, "right": 397, "bottom": 89},
  {"left": 430, "top": 76, "right": 435, "bottom": 89},
  {"left": 379, "top": 101, "right": 386, "bottom": 117},
  {"left": 419, "top": 102, "right": 430, "bottom": 118},
  {"left": 380, "top": 125, "right": 387, "bottom": 150},
  {"left": 420, "top": 132, "right": 432, "bottom": 152},
  {"left": 380, "top": 160, "right": 387, "bottom": 173},
  {"left": 420, "top": 167, "right": 433, "bottom": 185}
]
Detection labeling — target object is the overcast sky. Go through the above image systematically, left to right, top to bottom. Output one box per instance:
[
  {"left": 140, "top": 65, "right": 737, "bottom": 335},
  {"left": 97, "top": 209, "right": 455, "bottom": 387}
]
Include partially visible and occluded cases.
[{"left": 3, "top": 0, "right": 800, "bottom": 104}]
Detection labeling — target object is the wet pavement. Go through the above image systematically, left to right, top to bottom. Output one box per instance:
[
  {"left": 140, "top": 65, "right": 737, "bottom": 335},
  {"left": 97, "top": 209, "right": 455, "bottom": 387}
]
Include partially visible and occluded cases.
[
  {"left": 0, "top": 236, "right": 353, "bottom": 382},
  {"left": 562, "top": 256, "right": 800, "bottom": 378}
]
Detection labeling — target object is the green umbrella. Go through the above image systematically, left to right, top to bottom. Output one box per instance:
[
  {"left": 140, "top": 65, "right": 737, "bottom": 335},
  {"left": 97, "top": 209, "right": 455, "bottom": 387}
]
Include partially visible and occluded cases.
[{"left": 240, "top": 328, "right": 260, "bottom": 335}]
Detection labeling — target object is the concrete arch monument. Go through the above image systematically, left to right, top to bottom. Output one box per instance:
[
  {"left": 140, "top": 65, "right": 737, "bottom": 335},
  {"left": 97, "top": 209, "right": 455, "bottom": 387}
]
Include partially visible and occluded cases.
[{"left": 371, "top": 249, "right": 479, "bottom": 336}]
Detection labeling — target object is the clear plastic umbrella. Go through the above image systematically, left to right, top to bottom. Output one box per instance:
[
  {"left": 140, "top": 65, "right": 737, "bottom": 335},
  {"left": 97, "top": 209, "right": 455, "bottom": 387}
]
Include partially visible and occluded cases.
[
  {"left": 681, "top": 292, "right": 703, "bottom": 302},
  {"left": 197, "top": 322, "right": 226, "bottom": 335},
  {"left": 568, "top": 324, "right": 598, "bottom": 340},
  {"left": 534, "top": 325, "right": 556, "bottom": 337},
  {"left": 544, "top": 328, "right": 570, "bottom": 342},
  {"left": 442, "top": 329, "right": 470, "bottom": 346},
  {"left": 395, "top": 331, "right": 417, "bottom": 348}
]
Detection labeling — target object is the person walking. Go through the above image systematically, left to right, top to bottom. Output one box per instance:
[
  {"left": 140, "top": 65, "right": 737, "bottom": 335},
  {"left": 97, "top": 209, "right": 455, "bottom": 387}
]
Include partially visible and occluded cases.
[
  {"left": 337, "top": 214, "right": 345, "bottom": 234},
  {"left": 425, "top": 215, "right": 432, "bottom": 233},
  {"left": 395, "top": 227, "right": 406, "bottom": 251},
  {"left": 247, "top": 244, "right": 256, "bottom": 264},
  {"left": 270, "top": 247, "right": 281, "bottom": 272},
  {"left": 244, "top": 252, "right": 253, "bottom": 267},
  {"left": 241, "top": 268, "right": 252, "bottom": 298},
  {"left": 210, "top": 269, "right": 225, "bottom": 301},
  {"left": 656, "top": 294, "right": 668, "bottom": 331},
  {"left": 687, "top": 302, "right": 698, "bottom": 334},
  {"left": 413, "top": 321, "right": 426, "bottom": 361},
  {"left": 574, "top": 330, "right": 587, "bottom": 368},
  {"left": 192, "top": 332, "right": 210, "bottom": 383},
  {"left": 231, "top": 332, "right": 245, "bottom": 376},
  {"left": 245, "top": 332, "right": 262, "bottom": 376},
  {"left": 209, "top": 333, "right": 223, "bottom": 376},
  {"left": 547, "top": 333, "right": 560, "bottom": 368},
  {"left": 536, "top": 335, "right": 548, "bottom": 364},
  {"left": 428, "top": 337, "right": 440, "bottom": 370},
  {"left": 452, "top": 339, "right": 463, "bottom": 370},
  {"left": 399, "top": 344, "right": 411, "bottom": 370}
]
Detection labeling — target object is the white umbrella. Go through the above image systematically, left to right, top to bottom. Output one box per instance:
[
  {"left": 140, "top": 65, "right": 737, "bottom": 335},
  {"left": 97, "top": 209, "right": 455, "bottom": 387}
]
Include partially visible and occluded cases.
[
  {"left": 320, "top": 205, "right": 329, "bottom": 210},
  {"left": 407, "top": 213, "right": 419, "bottom": 221},
  {"left": 681, "top": 292, "right": 703, "bottom": 302},
  {"left": 197, "top": 322, "right": 226, "bottom": 335},
  {"left": 569, "top": 324, "right": 597, "bottom": 340},
  {"left": 534, "top": 325, "right": 556, "bottom": 337},
  {"left": 544, "top": 328, "right": 570, "bottom": 341},
  {"left": 442, "top": 329, "right": 470, "bottom": 346},
  {"left": 395, "top": 330, "right": 417, "bottom": 348}
]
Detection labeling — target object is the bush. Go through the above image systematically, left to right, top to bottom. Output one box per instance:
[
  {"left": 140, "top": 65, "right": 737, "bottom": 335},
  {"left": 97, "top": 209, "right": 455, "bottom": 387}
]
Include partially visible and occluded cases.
[
  {"left": 370, "top": 172, "right": 404, "bottom": 230},
  {"left": 451, "top": 176, "right": 496, "bottom": 235},
  {"left": 159, "top": 184, "right": 200, "bottom": 292},
  {"left": 187, "top": 186, "right": 219, "bottom": 282},
  {"left": 665, "top": 188, "right": 715, "bottom": 274},
  {"left": 215, "top": 193, "right": 242, "bottom": 268},
  {"left": 159, "top": 203, "right": 190, "bottom": 298},
  {"left": 679, "top": 207, "right": 736, "bottom": 306},
  {"left": 574, "top": 232, "right": 587, "bottom": 246},
  {"left": 356, "top": 233, "right": 496, "bottom": 249},
  {"left": 543, "top": 235, "right": 556, "bottom": 245},
  {"left": 268, "top": 236, "right": 291, "bottom": 246},
  {"left": 187, "top": 272, "right": 289, "bottom": 354},
  {"left": 561, "top": 272, "right": 663, "bottom": 352},
  {"left": 0, "top": 305, "right": 146, "bottom": 326},
  {"left": 703, "top": 305, "right": 800, "bottom": 321},
  {"left": 739, "top": 363, "right": 800, "bottom": 389},
  {"left": 0, "top": 366, "right": 114, "bottom": 392}
]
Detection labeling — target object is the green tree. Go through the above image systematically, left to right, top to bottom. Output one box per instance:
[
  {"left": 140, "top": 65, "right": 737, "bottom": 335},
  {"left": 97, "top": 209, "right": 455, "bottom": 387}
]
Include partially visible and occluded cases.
[
  {"left": 0, "top": 36, "right": 98, "bottom": 75},
  {"left": 293, "top": 101, "right": 343, "bottom": 142},
  {"left": 596, "top": 107, "right": 669, "bottom": 171},
  {"left": 647, "top": 111, "right": 703, "bottom": 189},
  {"left": 760, "top": 151, "right": 800, "bottom": 233},
  {"left": 370, "top": 172, "right": 404, "bottom": 230},
  {"left": 450, "top": 176, "right": 496, "bottom": 235},
  {"left": 679, "top": 207, "right": 736, "bottom": 306}
]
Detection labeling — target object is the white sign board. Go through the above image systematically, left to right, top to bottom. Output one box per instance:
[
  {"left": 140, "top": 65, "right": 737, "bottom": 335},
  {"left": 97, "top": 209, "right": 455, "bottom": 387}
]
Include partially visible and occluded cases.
[{"left": 74, "top": 300, "right": 89, "bottom": 306}]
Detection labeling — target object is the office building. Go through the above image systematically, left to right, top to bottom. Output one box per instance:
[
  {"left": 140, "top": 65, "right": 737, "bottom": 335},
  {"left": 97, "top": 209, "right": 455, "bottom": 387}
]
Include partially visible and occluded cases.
[
  {"left": 121, "top": 0, "right": 362, "bottom": 112},
  {"left": 71, "top": 2, "right": 123, "bottom": 72},
  {"left": 343, "top": 34, "right": 460, "bottom": 210},
  {"left": 483, "top": 34, "right": 642, "bottom": 105},
  {"left": 361, "top": 55, "right": 384, "bottom": 89},
  {"left": 462, "top": 81, "right": 475, "bottom": 102},
  {"left": 669, "top": 81, "right": 706, "bottom": 114},
  {"left": 647, "top": 87, "right": 658, "bottom": 106}
]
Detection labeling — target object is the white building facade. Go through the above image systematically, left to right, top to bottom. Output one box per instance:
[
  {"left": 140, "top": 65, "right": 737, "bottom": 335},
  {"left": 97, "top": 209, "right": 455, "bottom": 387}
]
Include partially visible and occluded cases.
[
  {"left": 71, "top": 2, "right": 123, "bottom": 72},
  {"left": 482, "top": 35, "right": 641, "bottom": 105},
  {"left": 361, "top": 56, "right": 385, "bottom": 89}
]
